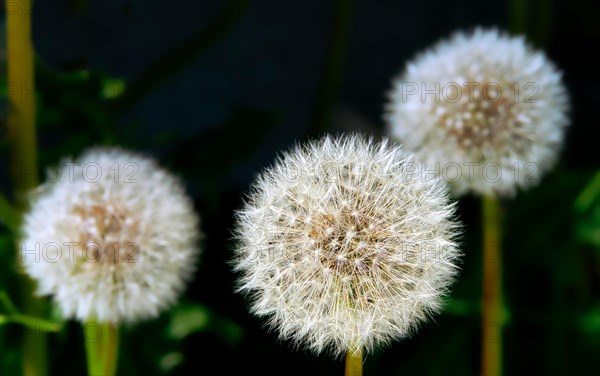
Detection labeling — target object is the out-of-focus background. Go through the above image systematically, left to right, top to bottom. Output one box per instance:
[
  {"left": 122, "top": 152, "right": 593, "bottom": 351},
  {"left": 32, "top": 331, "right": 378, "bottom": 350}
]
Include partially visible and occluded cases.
[{"left": 1, "top": 0, "right": 598, "bottom": 375}]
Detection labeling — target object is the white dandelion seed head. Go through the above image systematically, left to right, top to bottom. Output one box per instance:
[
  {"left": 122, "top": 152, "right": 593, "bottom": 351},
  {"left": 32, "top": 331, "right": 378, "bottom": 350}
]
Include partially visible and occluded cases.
[
  {"left": 385, "top": 28, "right": 570, "bottom": 197},
  {"left": 233, "top": 134, "right": 461, "bottom": 357},
  {"left": 21, "top": 147, "right": 201, "bottom": 323}
]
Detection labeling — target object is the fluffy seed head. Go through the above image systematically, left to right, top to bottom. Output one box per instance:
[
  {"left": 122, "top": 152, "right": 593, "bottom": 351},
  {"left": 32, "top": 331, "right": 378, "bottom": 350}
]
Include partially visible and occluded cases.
[
  {"left": 385, "top": 28, "right": 570, "bottom": 197},
  {"left": 233, "top": 135, "right": 461, "bottom": 356},
  {"left": 21, "top": 148, "right": 200, "bottom": 323}
]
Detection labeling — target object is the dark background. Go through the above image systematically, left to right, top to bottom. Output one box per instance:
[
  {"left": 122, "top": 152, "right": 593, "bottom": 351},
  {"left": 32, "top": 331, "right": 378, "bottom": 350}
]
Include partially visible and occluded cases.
[{"left": 1, "top": 0, "right": 599, "bottom": 375}]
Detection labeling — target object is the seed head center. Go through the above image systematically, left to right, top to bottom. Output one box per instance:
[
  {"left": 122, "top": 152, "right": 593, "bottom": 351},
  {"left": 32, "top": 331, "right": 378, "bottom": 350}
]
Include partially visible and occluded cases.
[
  {"left": 437, "top": 84, "right": 523, "bottom": 150},
  {"left": 73, "top": 203, "right": 139, "bottom": 265},
  {"left": 308, "top": 208, "right": 381, "bottom": 277}
]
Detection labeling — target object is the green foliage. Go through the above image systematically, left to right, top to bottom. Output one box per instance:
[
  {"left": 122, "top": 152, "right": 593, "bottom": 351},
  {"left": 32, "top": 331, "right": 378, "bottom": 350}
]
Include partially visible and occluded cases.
[
  {"left": 574, "top": 171, "right": 600, "bottom": 248},
  {"left": 0, "top": 194, "right": 19, "bottom": 233}
]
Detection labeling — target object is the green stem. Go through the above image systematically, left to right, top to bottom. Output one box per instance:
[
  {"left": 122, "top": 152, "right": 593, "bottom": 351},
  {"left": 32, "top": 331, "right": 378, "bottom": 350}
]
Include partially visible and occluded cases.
[
  {"left": 107, "top": 0, "right": 249, "bottom": 115},
  {"left": 308, "top": 0, "right": 353, "bottom": 138},
  {"left": 508, "top": 0, "right": 527, "bottom": 35},
  {"left": 509, "top": 0, "right": 553, "bottom": 48},
  {"left": 534, "top": 0, "right": 554, "bottom": 48},
  {"left": 5, "top": 1, "right": 48, "bottom": 375},
  {"left": 481, "top": 196, "right": 503, "bottom": 376},
  {"left": 85, "top": 322, "right": 119, "bottom": 376},
  {"left": 345, "top": 348, "right": 362, "bottom": 376}
]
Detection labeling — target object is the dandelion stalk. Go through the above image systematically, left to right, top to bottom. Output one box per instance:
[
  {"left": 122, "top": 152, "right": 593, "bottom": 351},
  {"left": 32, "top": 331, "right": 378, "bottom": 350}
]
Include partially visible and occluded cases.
[
  {"left": 5, "top": 0, "right": 48, "bottom": 374},
  {"left": 108, "top": 0, "right": 249, "bottom": 115},
  {"left": 308, "top": 0, "right": 352, "bottom": 137},
  {"left": 509, "top": 0, "right": 527, "bottom": 35},
  {"left": 481, "top": 196, "right": 502, "bottom": 376},
  {"left": 85, "top": 322, "right": 119, "bottom": 376},
  {"left": 345, "top": 349, "right": 362, "bottom": 376}
]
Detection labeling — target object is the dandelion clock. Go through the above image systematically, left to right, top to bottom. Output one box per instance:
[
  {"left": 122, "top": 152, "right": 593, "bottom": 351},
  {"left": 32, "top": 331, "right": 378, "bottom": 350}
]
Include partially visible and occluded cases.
[
  {"left": 385, "top": 28, "right": 569, "bottom": 198},
  {"left": 233, "top": 135, "right": 462, "bottom": 375},
  {"left": 21, "top": 147, "right": 201, "bottom": 375}
]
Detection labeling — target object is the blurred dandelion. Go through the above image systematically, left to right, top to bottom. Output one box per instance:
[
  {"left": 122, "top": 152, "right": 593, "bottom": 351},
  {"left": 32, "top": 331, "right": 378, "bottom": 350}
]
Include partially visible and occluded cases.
[
  {"left": 385, "top": 28, "right": 569, "bottom": 197},
  {"left": 20, "top": 147, "right": 201, "bottom": 375},
  {"left": 22, "top": 147, "right": 200, "bottom": 322}
]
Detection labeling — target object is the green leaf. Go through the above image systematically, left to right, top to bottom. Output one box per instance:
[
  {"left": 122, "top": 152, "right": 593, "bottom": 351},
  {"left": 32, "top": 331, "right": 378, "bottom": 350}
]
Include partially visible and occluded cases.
[
  {"left": 106, "top": 0, "right": 250, "bottom": 115},
  {"left": 100, "top": 77, "right": 126, "bottom": 100},
  {"left": 574, "top": 170, "right": 600, "bottom": 213},
  {"left": 574, "top": 171, "right": 600, "bottom": 248},
  {"left": 0, "top": 194, "right": 19, "bottom": 233},
  {"left": 576, "top": 220, "right": 600, "bottom": 248},
  {"left": 0, "top": 291, "right": 19, "bottom": 314},
  {"left": 0, "top": 292, "right": 59, "bottom": 332},
  {"left": 443, "top": 297, "right": 512, "bottom": 325},
  {"left": 443, "top": 298, "right": 479, "bottom": 316},
  {"left": 166, "top": 303, "right": 244, "bottom": 346},
  {"left": 167, "top": 304, "right": 211, "bottom": 340},
  {"left": 579, "top": 305, "right": 600, "bottom": 334},
  {"left": 0, "top": 314, "right": 61, "bottom": 332},
  {"left": 211, "top": 316, "right": 244, "bottom": 347},
  {"left": 159, "top": 352, "right": 184, "bottom": 372}
]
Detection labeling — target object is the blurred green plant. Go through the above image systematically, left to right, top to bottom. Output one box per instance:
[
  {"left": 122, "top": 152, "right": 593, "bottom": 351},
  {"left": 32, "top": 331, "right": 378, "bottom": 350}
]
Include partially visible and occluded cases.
[
  {"left": 574, "top": 171, "right": 600, "bottom": 248},
  {"left": 0, "top": 193, "right": 18, "bottom": 233},
  {"left": 0, "top": 292, "right": 59, "bottom": 333}
]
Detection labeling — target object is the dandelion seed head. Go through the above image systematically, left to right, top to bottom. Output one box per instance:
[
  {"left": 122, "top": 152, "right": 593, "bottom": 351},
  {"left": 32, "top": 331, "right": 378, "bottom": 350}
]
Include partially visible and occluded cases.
[
  {"left": 385, "top": 28, "right": 570, "bottom": 197},
  {"left": 233, "top": 135, "right": 461, "bottom": 356},
  {"left": 21, "top": 147, "right": 201, "bottom": 323}
]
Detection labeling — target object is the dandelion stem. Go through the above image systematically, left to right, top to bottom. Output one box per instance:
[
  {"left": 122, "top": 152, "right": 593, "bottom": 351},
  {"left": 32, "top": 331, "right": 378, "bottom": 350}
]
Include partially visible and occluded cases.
[
  {"left": 5, "top": 0, "right": 48, "bottom": 374},
  {"left": 5, "top": 0, "right": 38, "bottom": 197},
  {"left": 108, "top": 0, "right": 249, "bottom": 115},
  {"left": 308, "top": 0, "right": 353, "bottom": 137},
  {"left": 508, "top": 0, "right": 527, "bottom": 35},
  {"left": 481, "top": 195, "right": 503, "bottom": 376},
  {"left": 85, "top": 322, "right": 119, "bottom": 376},
  {"left": 345, "top": 349, "right": 362, "bottom": 376}
]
